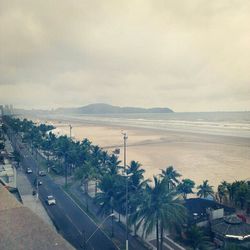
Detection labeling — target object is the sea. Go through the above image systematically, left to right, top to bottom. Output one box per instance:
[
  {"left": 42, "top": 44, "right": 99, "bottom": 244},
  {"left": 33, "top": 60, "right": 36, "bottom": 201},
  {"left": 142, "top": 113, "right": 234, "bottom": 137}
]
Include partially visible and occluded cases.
[{"left": 43, "top": 111, "right": 250, "bottom": 139}]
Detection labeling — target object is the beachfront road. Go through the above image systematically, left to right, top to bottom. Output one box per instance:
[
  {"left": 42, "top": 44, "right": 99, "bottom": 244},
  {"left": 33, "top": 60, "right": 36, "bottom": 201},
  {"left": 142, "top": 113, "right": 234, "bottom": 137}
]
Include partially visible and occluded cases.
[{"left": 15, "top": 142, "right": 117, "bottom": 250}]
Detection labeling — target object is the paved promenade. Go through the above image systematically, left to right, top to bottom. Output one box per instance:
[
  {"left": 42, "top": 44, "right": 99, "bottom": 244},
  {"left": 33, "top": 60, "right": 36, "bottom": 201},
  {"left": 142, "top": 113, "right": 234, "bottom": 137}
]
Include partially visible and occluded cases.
[{"left": 16, "top": 167, "right": 56, "bottom": 230}]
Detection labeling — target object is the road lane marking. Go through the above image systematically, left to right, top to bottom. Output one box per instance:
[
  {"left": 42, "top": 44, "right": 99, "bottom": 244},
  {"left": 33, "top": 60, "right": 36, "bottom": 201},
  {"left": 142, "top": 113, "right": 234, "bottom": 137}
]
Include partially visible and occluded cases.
[
  {"left": 61, "top": 187, "right": 119, "bottom": 249},
  {"left": 56, "top": 202, "right": 82, "bottom": 235}
]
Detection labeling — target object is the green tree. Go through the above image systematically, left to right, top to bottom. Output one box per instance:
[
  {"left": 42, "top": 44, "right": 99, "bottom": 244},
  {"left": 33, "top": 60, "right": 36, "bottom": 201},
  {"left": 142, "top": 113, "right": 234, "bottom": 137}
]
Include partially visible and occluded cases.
[
  {"left": 13, "top": 150, "right": 21, "bottom": 168},
  {"left": 106, "top": 154, "right": 121, "bottom": 176},
  {"left": 127, "top": 160, "right": 149, "bottom": 235},
  {"left": 160, "top": 166, "right": 181, "bottom": 190},
  {"left": 95, "top": 174, "right": 121, "bottom": 237},
  {"left": 134, "top": 176, "right": 186, "bottom": 250},
  {"left": 177, "top": 179, "right": 195, "bottom": 199},
  {"left": 197, "top": 180, "right": 214, "bottom": 198},
  {"left": 217, "top": 181, "right": 229, "bottom": 203},
  {"left": 186, "top": 225, "right": 213, "bottom": 250}
]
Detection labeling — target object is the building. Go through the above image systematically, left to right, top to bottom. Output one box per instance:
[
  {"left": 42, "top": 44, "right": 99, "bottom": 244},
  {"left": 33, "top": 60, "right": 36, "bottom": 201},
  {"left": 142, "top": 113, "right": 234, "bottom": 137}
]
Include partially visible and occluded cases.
[
  {"left": 0, "top": 184, "right": 74, "bottom": 250},
  {"left": 184, "top": 198, "right": 235, "bottom": 227},
  {"left": 211, "top": 214, "right": 250, "bottom": 248}
]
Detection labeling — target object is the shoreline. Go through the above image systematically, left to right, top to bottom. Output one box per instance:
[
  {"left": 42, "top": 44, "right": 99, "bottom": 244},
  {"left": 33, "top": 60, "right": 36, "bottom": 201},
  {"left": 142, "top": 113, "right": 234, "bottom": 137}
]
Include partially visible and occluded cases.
[{"left": 24, "top": 115, "right": 250, "bottom": 188}]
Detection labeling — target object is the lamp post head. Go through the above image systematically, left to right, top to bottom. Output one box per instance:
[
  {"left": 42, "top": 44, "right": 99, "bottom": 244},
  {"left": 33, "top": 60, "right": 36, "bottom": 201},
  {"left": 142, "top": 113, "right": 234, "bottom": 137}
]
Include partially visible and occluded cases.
[{"left": 121, "top": 130, "right": 128, "bottom": 139}]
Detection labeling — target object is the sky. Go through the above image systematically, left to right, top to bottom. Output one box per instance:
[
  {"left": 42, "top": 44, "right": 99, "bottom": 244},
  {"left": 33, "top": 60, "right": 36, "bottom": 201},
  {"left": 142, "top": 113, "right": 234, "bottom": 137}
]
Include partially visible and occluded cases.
[{"left": 0, "top": 0, "right": 250, "bottom": 112}]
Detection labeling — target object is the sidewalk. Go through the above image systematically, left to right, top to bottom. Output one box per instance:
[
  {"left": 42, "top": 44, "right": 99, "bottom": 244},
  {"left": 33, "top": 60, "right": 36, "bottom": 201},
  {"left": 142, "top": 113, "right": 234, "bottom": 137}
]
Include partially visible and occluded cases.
[{"left": 16, "top": 167, "right": 56, "bottom": 231}]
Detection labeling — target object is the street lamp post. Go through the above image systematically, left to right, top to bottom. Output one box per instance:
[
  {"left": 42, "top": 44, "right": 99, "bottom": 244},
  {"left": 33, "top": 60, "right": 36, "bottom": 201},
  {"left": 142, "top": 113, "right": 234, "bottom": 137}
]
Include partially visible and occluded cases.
[
  {"left": 65, "top": 124, "right": 72, "bottom": 187},
  {"left": 69, "top": 124, "right": 72, "bottom": 139},
  {"left": 122, "top": 131, "right": 129, "bottom": 250},
  {"left": 36, "top": 164, "right": 39, "bottom": 201}
]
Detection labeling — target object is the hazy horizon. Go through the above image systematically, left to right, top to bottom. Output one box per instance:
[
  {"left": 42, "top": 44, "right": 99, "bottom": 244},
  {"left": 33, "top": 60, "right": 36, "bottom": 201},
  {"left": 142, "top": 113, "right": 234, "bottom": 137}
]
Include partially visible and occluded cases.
[
  {"left": 1, "top": 1, "right": 250, "bottom": 112},
  {"left": 11, "top": 103, "right": 249, "bottom": 113}
]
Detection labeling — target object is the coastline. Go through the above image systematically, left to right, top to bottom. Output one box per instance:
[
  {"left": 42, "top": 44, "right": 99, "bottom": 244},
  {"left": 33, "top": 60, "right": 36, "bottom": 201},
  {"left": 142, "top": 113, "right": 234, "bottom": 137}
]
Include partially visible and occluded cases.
[{"left": 26, "top": 115, "right": 250, "bottom": 188}]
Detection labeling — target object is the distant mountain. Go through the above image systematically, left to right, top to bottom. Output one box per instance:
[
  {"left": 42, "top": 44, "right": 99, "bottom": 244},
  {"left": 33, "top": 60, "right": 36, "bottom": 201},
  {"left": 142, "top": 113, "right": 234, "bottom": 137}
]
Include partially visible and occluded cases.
[{"left": 54, "top": 103, "right": 173, "bottom": 114}]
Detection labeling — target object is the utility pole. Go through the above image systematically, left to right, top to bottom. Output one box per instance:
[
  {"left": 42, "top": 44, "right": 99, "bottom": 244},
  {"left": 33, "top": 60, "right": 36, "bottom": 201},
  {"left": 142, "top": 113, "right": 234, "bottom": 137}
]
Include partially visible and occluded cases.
[
  {"left": 69, "top": 124, "right": 72, "bottom": 139},
  {"left": 122, "top": 131, "right": 129, "bottom": 250},
  {"left": 64, "top": 153, "right": 68, "bottom": 187},
  {"left": 36, "top": 164, "right": 39, "bottom": 201},
  {"left": 82, "top": 229, "right": 86, "bottom": 250}
]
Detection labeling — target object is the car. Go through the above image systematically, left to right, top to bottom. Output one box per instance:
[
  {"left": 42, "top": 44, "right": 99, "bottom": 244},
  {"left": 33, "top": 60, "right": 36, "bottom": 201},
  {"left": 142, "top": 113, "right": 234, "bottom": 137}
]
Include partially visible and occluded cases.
[
  {"left": 26, "top": 168, "right": 32, "bottom": 174},
  {"left": 38, "top": 170, "right": 46, "bottom": 176},
  {"left": 34, "top": 179, "right": 42, "bottom": 186},
  {"left": 37, "top": 180, "right": 42, "bottom": 185},
  {"left": 46, "top": 195, "right": 56, "bottom": 205}
]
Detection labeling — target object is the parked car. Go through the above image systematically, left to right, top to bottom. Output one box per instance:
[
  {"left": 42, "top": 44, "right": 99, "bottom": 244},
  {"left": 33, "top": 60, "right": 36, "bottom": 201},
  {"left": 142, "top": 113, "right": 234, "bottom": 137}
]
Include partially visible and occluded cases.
[
  {"left": 26, "top": 168, "right": 32, "bottom": 174},
  {"left": 38, "top": 170, "right": 46, "bottom": 176},
  {"left": 46, "top": 195, "right": 56, "bottom": 205}
]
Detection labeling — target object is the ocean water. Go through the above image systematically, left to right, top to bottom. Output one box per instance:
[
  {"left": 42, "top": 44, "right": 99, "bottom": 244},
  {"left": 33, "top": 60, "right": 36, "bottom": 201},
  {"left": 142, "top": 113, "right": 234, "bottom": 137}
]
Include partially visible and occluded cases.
[{"left": 45, "top": 111, "right": 250, "bottom": 139}]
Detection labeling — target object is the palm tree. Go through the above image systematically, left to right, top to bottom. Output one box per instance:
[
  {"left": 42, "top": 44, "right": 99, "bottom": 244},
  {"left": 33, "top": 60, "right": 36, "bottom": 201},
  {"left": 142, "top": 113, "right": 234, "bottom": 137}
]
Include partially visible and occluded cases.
[
  {"left": 54, "top": 135, "right": 72, "bottom": 184},
  {"left": 0, "top": 142, "right": 5, "bottom": 150},
  {"left": 13, "top": 150, "right": 21, "bottom": 169},
  {"left": 106, "top": 154, "right": 121, "bottom": 176},
  {"left": 74, "top": 160, "right": 96, "bottom": 211},
  {"left": 127, "top": 160, "right": 149, "bottom": 235},
  {"left": 127, "top": 161, "right": 147, "bottom": 189},
  {"left": 160, "top": 166, "right": 181, "bottom": 190},
  {"left": 95, "top": 174, "right": 122, "bottom": 237},
  {"left": 133, "top": 176, "right": 186, "bottom": 250},
  {"left": 177, "top": 179, "right": 195, "bottom": 199},
  {"left": 197, "top": 180, "right": 214, "bottom": 198},
  {"left": 217, "top": 181, "right": 228, "bottom": 203},
  {"left": 234, "top": 181, "right": 248, "bottom": 209},
  {"left": 186, "top": 225, "right": 213, "bottom": 249}
]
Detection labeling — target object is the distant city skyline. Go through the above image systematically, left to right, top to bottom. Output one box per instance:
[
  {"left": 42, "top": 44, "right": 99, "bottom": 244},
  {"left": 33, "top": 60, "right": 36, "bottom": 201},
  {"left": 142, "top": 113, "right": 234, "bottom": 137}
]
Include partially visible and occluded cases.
[{"left": 1, "top": 1, "right": 250, "bottom": 112}]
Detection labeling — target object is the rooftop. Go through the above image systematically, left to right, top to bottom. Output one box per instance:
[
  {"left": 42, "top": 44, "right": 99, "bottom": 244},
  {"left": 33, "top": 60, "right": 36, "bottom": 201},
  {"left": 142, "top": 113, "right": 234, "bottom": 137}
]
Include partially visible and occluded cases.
[
  {"left": 0, "top": 184, "right": 74, "bottom": 250},
  {"left": 184, "top": 198, "right": 235, "bottom": 224},
  {"left": 211, "top": 215, "right": 250, "bottom": 240}
]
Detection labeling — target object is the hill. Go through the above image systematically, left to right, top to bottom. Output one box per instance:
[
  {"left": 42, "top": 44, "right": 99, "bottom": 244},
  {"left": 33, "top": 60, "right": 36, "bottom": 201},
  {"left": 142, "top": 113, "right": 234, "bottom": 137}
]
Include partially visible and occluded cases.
[{"left": 55, "top": 103, "right": 173, "bottom": 114}]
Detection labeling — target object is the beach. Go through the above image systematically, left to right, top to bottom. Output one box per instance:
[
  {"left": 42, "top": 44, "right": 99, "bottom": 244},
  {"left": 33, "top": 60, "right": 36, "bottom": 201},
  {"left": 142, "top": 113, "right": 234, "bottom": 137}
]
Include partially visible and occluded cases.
[{"left": 38, "top": 116, "right": 250, "bottom": 189}]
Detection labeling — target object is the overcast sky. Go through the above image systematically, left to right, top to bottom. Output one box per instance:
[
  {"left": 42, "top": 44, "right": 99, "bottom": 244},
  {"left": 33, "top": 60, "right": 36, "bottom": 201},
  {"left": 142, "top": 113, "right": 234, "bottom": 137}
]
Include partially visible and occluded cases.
[{"left": 0, "top": 0, "right": 250, "bottom": 112}]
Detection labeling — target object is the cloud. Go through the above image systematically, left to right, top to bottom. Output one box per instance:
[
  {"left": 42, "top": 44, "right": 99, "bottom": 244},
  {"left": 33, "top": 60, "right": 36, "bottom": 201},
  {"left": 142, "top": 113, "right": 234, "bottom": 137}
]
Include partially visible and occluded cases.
[{"left": 0, "top": 0, "right": 250, "bottom": 111}]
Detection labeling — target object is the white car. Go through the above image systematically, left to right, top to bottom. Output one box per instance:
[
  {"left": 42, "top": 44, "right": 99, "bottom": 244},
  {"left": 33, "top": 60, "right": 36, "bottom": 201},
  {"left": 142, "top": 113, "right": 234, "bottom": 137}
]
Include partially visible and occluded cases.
[
  {"left": 26, "top": 168, "right": 32, "bottom": 174},
  {"left": 38, "top": 170, "right": 46, "bottom": 176},
  {"left": 46, "top": 195, "right": 56, "bottom": 205}
]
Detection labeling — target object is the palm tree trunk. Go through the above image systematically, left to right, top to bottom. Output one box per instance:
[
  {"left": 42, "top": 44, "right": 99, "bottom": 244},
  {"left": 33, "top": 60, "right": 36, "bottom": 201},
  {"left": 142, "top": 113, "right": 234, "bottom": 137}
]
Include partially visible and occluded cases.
[
  {"left": 65, "top": 164, "right": 68, "bottom": 186},
  {"left": 84, "top": 179, "right": 89, "bottom": 212},
  {"left": 95, "top": 179, "right": 98, "bottom": 196},
  {"left": 86, "top": 195, "right": 89, "bottom": 212},
  {"left": 111, "top": 208, "right": 114, "bottom": 237},
  {"left": 156, "top": 219, "right": 159, "bottom": 250},
  {"left": 160, "top": 221, "right": 164, "bottom": 250},
  {"left": 133, "top": 224, "right": 137, "bottom": 236}
]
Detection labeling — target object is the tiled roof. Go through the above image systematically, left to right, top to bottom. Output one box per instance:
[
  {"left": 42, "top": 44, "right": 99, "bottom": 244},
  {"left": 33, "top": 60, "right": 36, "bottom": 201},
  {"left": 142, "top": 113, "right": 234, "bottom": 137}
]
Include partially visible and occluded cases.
[
  {"left": 0, "top": 185, "right": 74, "bottom": 250},
  {"left": 185, "top": 198, "right": 235, "bottom": 215},
  {"left": 211, "top": 215, "right": 250, "bottom": 239}
]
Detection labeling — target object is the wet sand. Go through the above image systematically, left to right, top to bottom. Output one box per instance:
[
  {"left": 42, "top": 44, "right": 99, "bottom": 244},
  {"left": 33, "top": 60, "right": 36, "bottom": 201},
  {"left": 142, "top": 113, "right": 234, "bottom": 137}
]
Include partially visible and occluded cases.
[{"left": 48, "top": 120, "right": 250, "bottom": 189}]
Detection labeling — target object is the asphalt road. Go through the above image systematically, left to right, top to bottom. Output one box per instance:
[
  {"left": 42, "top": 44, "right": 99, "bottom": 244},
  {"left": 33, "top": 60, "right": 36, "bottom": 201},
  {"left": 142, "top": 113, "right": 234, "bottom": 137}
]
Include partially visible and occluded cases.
[{"left": 14, "top": 138, "right": 118, "bottom": 250}]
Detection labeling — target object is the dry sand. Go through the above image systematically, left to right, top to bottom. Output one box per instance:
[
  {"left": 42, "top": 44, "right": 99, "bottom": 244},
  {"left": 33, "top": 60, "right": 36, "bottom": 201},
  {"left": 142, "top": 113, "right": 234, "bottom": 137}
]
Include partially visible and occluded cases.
[{"left": 49, "top": 120, "right": 250, "bottom": 189}]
